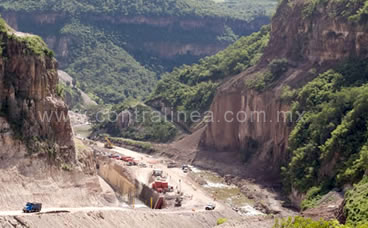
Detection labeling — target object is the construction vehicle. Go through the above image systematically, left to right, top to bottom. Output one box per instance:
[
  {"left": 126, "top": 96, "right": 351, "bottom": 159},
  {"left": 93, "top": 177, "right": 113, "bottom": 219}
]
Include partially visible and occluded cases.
[
  {"left": 104, "top": 136, "right": 114, "bottom": 149},
  {"left": 108, "top": 154, "right": 120, "bottom": 159},
  {"left": 120, "top": 156, "right": 134, "bottom": 162},
  {"left": 127, "top": 161, "right": 138, "bottom": 166},
  {"left": 167, "top": 162, "right": 177, "bottom": 168},
  {"left": 138, "top": 163, "right": 147, "bottom": 168},
  {"left": 152, "top": 169, "right": 163, "bottom": 177},
  {"left": 152, "top": 181, "right": 169, "bottom": 193},
  {"left": 175, "top": 196, "right": 183, "bottom": 207},
  {"left": 154, "top": 197, "right": 164, "bottom": 209},
  {"left": 23, "top": 202, "right": 42, "bottom": 213},
  {"left": 205, "top": 203, "right": 216, "bottom": 211}
]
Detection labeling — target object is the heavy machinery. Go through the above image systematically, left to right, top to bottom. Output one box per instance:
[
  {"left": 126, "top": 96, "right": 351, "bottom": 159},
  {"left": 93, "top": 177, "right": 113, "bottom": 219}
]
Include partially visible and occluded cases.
[
  {"left": 104, "top": 136, "right": 114, "bottom": 149},
  {"left": 108, "top": 154, "right": 120, "bottom": 159},
  {"left": 120, "top": 156, "right": 134, "bottom": 162},
  {"left": 127, "top": 161, "right": 138, "bottom": 166},
  {"left": 167, "top": 162, "right": 177, "bottom": 168},
  {"left": 152, "top": 169, "right": 163, "bottom": 177},
  {"left": 152, "top": 181, "right": 169, "bottom": 193},
  {"left": 175, "top": 196, "right": 183, "bottom": 207},
  {"left": 154, "top": 197, "right": 164, "bottom": 209},
  {"left": 23, "top": 202, "right": 42, "bottom": 213},
  {"left": 205, "top": 203, "right": 216, "bottom": 211}
]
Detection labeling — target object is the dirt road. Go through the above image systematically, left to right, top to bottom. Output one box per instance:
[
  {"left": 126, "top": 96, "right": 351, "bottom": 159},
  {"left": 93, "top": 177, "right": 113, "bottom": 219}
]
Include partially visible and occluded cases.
[{"left": 0, "top": 206, "right": 130, "bottom": 216}]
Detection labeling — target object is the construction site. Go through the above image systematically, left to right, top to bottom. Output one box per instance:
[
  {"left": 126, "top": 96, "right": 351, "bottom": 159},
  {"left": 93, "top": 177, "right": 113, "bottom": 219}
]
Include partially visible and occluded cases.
[
  {"left": 0, "top": 117, "right": 291, "bottom": 228},
  {"left": 98, "top": 137, "right": 222, "bottom": 211}
]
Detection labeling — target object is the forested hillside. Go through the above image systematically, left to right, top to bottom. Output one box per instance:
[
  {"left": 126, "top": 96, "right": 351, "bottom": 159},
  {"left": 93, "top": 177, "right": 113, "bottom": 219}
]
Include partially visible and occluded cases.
[
  {"left": 0, "top": 0, "right": 276, "bottom": 104},
  {"left": 0, "top": 0, "right": 275, "bottom": 20},
  {"left": 92, "top": 26, "right": 269, "bottom": 142},
  {"left": 148, "top": 26, "right": 270, "bottom": 126},
  {"left": 281, "top": 60, "right": 368, "bottom": 225}
]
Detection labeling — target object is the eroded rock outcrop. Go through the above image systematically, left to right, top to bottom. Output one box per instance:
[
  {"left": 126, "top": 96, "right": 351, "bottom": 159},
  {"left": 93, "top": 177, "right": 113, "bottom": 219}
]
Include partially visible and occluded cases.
[
  {"left": 200, "top": 0, "right": 368, "bottom": 177},
  {"left": 0, "top": 21, "right": 75, "bottom": 163}
]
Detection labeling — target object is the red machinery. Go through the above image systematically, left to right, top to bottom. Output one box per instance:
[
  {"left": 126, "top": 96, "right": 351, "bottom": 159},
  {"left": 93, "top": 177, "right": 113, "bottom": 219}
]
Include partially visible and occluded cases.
[
  {"left": 120, "top": 156, "right": 134, "bottom": 162},
  {"left": 152, "top": 181, "right": 169, "bottom": 193}
]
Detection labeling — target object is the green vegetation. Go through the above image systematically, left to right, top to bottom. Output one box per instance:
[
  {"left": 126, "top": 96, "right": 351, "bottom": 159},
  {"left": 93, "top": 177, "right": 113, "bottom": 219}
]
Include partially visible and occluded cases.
[
  {"left": 0, "top": 0, "right": 276, "bottom": 21},
  {"left": 218, "top": 0, "right": 278, "bottom": 19},
  {"left": 302, "top": 0, "right": 368, "bottom": 22},
  {"left": 0, "top": 17, "right": 54, "bottom": 58},
  {"left": 0, "top": 17, "right": 10, "bottom": 33},
  {"left": 59, "top": 21, "right": 156, "bottom": 104},
  {"left": 149, "top": 26, "right": 270, "bottom": 124},
  {"left": 14, "top": 35, "right": 54, "bottom": 57},
  {"left": 245, "top": 58, "right": 289, "bottom": 91},
  {"left": 281, "top": 59, "right": 368, "bottom": 224},
  {"left": 56, "top": 83, "right": 65, "bottom": 98},
  {"left": 280, "top": 85, "right": 298, "bottom": 103},
  {"left": 94, "top": 102, "right": 178, "bottom": 143},
  {"left": 108, "top": 136, "right": 157, "bottom": 154},
  {"left": 344, "top": 176, "right": 368, "bottom": 226},
  {"left": 300, "top": 186, "right": 324, "bottom": 210},
  {"left": 273, "top": 216, "right": 368, "bottom": 228},
  {"left": 217, "top": 218, "right": 227, "bottom": 225}
]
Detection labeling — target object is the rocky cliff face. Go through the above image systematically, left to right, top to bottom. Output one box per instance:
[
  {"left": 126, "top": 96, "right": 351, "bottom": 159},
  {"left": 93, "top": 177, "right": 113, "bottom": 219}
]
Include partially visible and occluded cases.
[
  {"left": 200, "top": 0, "right": 368, "bottom": 177},
  {"left": 0, "top": 11, "right": 269, "bottom": 70},
  {"left": 0, "top": 22, "right": 75, "bottom": 163}
]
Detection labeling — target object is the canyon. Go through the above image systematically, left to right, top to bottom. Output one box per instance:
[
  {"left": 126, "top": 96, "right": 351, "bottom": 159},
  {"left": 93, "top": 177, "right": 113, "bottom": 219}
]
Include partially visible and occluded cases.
[{"left": 199, "top": 0, "right": 368, "bottom": 178}]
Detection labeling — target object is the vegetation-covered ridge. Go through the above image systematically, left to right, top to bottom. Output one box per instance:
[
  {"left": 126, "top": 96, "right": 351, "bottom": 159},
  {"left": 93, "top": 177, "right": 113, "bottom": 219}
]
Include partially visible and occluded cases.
[
  {"left": 0, "top": 0, "right": 277, "bottom": 21},
  {"left": 286, "top": 0, "right": 368, "bottom": 22},
  {"left": 0, "top": 17, "right": 54, "bottom": 57},
  {"left": 60, "top": 20, "right": 156, "bottom": 104},
  {"left": 148, "top": 26, "right": 270, "bottom": 124},
  {"left": 281, "top": 59, "right": 368, "bottom": 225},
  {"left": 93, "top": 102, "right": 178, "bottom": 143}
]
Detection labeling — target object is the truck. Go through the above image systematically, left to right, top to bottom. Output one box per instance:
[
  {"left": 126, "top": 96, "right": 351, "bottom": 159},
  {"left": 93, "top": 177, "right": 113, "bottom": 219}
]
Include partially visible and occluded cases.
[{"left": 23, "top": 202, "right": 42, "bottom": 213}]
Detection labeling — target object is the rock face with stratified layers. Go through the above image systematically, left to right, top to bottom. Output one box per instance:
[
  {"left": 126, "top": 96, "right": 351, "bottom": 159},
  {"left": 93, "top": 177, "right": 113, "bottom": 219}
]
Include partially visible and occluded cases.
[{"left": 0, "top": 19, "right": 75, "bottom": 163}]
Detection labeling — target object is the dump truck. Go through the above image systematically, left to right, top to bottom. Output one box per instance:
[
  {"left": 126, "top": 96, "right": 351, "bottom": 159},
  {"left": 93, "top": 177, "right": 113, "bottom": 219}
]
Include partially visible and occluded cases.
[
  {"left": 104, "top": 136, "right": 114, "bottom": 149},
  {"left": 23, "top": 202, "right": 42, "bottom": 213}
]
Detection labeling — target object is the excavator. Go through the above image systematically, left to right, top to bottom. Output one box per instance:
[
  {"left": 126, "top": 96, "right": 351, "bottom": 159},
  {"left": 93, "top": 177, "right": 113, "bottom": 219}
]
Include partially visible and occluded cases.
[{"left": 104, "top": 136, "right": 114, "bottom": 149}]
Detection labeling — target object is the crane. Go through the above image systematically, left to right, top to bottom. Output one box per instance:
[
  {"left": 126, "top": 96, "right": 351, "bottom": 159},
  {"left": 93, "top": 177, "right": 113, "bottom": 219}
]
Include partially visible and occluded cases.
[{"left": 104, "top": 136, "right": 114, "bottom": 149}]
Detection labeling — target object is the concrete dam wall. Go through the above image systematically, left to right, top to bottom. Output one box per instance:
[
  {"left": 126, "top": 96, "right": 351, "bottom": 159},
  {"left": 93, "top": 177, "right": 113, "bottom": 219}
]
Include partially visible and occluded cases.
[{"left": 98, "top": 159, "right": 162, "bottom": 208}]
